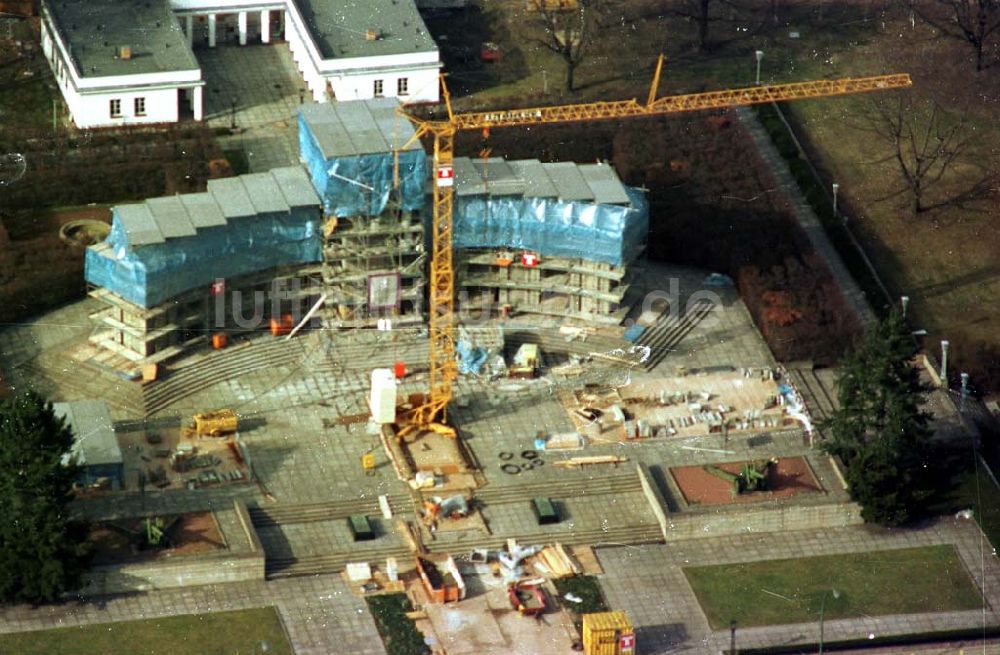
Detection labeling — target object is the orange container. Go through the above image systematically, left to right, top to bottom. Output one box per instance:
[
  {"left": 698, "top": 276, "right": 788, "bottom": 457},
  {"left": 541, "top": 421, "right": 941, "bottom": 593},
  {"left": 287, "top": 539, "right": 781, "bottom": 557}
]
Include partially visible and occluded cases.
[
  {"left": 269, "top": 314, "right": 293, "bottom": 336},
  {"left": 212, "top": 332, "right": 228, "bottom": 349},
  {"left": 394, "top": 361, "right": 406, "bottom": 379}
]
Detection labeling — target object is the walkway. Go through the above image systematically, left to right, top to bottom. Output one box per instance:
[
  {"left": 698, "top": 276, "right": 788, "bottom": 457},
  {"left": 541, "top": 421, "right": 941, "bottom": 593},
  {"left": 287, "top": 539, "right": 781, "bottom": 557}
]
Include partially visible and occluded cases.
[
  {"left": 197, "top": 42, "right": 305, "bottom": 172},
  {"left": 737, "top": 107, "right": 876, "bottom": 325},
  {"left": 598, "top": 518, "right": 999, "bottom": 654},
  {"left": 0, "top": 574, "right": 386, "bottom": 655}
]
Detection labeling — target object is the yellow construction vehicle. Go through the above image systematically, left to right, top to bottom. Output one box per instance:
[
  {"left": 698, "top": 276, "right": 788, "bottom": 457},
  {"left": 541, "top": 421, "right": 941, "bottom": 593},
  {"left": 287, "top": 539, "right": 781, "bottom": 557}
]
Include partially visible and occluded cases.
[
  {"left": 397, "top": 56, "right": 912, "bottom": 434},
  {"left": 189, "top": 409, "right": 238, "bottom": 437}
]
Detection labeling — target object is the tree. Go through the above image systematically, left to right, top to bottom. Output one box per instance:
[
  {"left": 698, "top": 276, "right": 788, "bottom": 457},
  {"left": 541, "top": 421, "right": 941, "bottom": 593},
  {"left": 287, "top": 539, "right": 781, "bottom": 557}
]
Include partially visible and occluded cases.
[
  {"left": 535, "top": 0, "right": 593, "bottom": 92},
  {"left": 672, "top": 0, "right": 753, "bottom": 52},
  {"left": 911, "top": 0, "right": 1000, "bottom": 71},
  {"left": 859, "top": 95, "right": 995, "bottom": 216},
  {"left": 822, "top": 312, "right": 935, "bottom": 526},
  {"left": 0, "top": 392, "right": 91, "bottom": 603}
]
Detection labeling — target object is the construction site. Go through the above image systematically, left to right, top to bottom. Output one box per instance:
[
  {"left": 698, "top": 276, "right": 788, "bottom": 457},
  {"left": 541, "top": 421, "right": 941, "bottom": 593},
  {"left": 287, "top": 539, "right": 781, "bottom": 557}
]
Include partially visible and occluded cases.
[{"left": 3, "top": 53, "right": 998, "bottom": 655}]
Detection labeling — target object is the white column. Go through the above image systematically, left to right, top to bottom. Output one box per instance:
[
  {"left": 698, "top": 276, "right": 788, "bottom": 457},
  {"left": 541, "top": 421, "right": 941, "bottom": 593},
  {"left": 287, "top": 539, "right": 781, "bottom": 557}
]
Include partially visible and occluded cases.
[
  {"left": 260, "top": 10, "right": 270, "bottom": 43},
  {"left": 238, "top": 12, "right": 248, "bottom": 46},
  {"left": 208, "top": 14, "right": 217, "bottom": 48},
  {"left": 185, "top": 16, "right": 193, "bottom": 48},
  {"left": 193, "top": 86, "right": 203, "bottom": 121}
]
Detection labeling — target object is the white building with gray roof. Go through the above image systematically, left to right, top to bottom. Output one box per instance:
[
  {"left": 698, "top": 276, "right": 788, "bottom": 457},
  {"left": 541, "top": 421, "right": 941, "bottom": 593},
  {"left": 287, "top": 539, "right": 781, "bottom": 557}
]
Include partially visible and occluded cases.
[{"left": 40, "top": 0, "right": 440, "bottom": 129}]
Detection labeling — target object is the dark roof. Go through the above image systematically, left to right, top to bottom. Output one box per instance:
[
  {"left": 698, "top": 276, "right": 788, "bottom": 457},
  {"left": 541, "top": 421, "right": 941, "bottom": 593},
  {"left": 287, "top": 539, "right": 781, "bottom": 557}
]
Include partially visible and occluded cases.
[
  {"left": 44, "top": 0, "right": 198, "bottom": 78},
  {"left": 295, "top": 0, "right": 437, "bottom": 60}
]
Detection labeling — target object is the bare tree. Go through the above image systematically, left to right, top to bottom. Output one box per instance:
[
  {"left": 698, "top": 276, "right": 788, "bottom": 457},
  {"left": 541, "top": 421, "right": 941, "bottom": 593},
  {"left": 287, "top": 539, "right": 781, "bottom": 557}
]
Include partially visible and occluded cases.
[
  {"left": 671, "top": 0, "right": 755, "bottom": 51},
  {"left": 911, "top": 0, "right": 1000, "bottom": 71},
  {"left": 536, "top": 1, "right": 592, "bottom": 92},
  {"left": 859, "top": 96, "right": 995, "bottom": 215}
]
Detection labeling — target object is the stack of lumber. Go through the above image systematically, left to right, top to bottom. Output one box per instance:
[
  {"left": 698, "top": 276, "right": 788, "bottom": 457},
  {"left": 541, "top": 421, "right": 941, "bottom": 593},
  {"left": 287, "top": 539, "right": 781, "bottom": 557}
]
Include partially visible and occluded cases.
[{"left": 535, "top": 543, "right": 581, "bottom": 578}]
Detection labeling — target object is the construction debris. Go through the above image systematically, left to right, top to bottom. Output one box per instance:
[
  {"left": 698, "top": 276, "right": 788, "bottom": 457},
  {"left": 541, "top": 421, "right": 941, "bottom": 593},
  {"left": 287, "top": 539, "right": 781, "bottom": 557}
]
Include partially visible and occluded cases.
[
  {"left": 553, "top": 455, "right": 628, "bottom": 469},
  {"left": 536, "top": 543, "right": 582, "bottom": 578}
]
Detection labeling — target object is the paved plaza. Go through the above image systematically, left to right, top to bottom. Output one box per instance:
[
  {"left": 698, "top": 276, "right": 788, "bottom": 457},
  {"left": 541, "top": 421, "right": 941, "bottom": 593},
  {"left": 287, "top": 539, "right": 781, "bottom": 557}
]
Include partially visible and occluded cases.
[
  {"left": 197, "top": 42, "right": 306, "bottom": 172},
  {"left": 0, "top": 259, "right": 996, "bottom": 654}
]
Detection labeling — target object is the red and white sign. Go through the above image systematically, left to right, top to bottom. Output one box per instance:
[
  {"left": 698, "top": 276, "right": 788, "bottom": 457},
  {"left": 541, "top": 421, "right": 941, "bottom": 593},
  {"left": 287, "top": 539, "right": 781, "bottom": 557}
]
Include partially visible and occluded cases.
[
  {"left": 436, "top": 165, "right": 454, "bottom": 187},
  {"left": 521, "top": 252, "right": 538, "bottom": 267},
  {"left": 210, "top": 278, "right": 226, "bottom": 296},
  {"left": 620, "top": 632, "right": 636, "bottom": 653}
]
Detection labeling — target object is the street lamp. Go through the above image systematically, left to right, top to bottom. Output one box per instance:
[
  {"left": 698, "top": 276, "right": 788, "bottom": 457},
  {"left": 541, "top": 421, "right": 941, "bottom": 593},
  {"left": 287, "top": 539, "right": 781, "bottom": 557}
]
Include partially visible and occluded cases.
[
  {"left": 754, "top": 50, "right": 764, "bottom": 85},
  {"left": 230, "top": 98, "right": 238, "bottom": 130},
  {"left": 831, "top": 183, "right": 840, "bottom": 220},
  {"left": 900, "top": 295, "right": 910, "bottom": 318},
  {"left": 940, "top": 340, "right": 950, "bottom": 386},
  {"left": 818, "top": 589, "right": 840, "bottom": 655},
  {"left": 730, "top": 619, "right": 737, "bottom": 654}
]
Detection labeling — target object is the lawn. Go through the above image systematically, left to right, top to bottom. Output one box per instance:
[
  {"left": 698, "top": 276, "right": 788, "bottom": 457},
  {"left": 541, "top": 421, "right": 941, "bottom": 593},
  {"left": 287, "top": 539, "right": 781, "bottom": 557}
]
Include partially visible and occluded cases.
[
  {"left": 0, "top": 19, "right": 60, "bottom": 133},
  {"left": 929, "top": 454, "right": 1000, "bottom": 551},
  {"left": 683, "top": 545, "right": 983, "bottom": 629},
  {"left": 553, "top": 575, "right": 609, "bottom": 616},
  {"left": 366, "top": 593, "right": 430, "bottom": 655},
  {"left": 0, "top": 607, "right": 292, "bottom": 655}
]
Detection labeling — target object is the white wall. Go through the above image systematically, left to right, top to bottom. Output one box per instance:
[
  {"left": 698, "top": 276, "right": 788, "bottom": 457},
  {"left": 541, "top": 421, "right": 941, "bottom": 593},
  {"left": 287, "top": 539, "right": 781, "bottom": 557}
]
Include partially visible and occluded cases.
[
  {"left": 43, "top": 0, "right": 440, "bottom": 128},
  {"left": 40, "top": 6, "right": 196, "bottom": 128},
  {"left": 328, "top": 66, "right": 440, "bottom": 103},
  {"left": 68, "top": 88, "right": 181, "bottom": 129}
]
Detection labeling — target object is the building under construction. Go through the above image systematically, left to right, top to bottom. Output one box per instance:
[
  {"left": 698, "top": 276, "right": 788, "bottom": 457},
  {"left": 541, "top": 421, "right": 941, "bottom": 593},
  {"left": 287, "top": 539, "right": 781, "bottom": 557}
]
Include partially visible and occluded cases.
[
  {"left": 83, "top": 98, "right": 649, "bottom": 366},
  {"left": 452, "top": 156, "right": 646, "bottom": 324}
]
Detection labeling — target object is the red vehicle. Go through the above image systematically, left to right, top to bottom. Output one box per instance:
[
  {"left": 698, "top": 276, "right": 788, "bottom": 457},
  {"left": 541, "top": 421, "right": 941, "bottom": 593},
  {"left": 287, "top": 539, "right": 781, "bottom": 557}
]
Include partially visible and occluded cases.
[
  {"left": 480, "top": 42, "right": 502, "bottom": 62},
  {"left": 508, "top": 582, "right": 547, "bottom": 616}
]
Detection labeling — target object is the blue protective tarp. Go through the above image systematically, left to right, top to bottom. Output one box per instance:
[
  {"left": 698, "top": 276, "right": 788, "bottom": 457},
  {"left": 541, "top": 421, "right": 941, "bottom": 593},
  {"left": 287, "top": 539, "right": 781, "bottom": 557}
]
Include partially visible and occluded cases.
[
  {"left": 299, "top": 114, "right": 427, "bottom": 218},
  {"left": 452, "top": 186, "right": 648, "bottom": 266},
  {"left": 85, "top": 206, "right": 322, "bottom": 308},
  {"left": 623, "top": 324, "right": 646, "bottom": 342},
  {"left": 456, "top": 340, "right": 489, "bottom": 375}
]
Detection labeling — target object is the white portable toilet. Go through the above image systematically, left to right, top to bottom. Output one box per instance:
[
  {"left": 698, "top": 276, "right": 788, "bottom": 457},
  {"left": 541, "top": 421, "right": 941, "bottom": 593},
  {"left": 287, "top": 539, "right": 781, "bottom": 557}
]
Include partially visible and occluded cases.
[{"left": 370, "top": 368, "right": 397, "bottom": 424}]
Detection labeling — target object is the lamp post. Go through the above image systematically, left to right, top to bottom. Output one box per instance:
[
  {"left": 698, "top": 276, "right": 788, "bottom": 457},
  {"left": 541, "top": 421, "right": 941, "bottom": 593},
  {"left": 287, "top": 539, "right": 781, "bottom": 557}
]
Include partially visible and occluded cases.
[
  {"left": 754, "top": 50, "right": 764, "bottom": 85},
  {"left": 230, "top": 98, "right": 238, "bottom": 130},
  {"left": 831, "top": 183, "right": 840, "bottom": 220},
  {"left": 900, "top": 295, "right": 910, "bottom": 318},
  {"left": 940, "top": 340, "right": 950, "bottom": 386},
  {"left": 818, "top": 589, "right": 840, "bottom": 655},
  {"left": 730, "top": 619, "right": 737, "bottom": 654}
]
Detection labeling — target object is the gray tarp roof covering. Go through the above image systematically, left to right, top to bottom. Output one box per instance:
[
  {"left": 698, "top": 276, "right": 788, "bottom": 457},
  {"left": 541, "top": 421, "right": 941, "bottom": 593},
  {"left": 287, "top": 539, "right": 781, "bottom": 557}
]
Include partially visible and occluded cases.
[
  {"left": 298, "top": 99, "right": 422, "bottom": 159},
  {"left": 453, "top": 158, "right": 632, "bottom": 205},
  {"left": 118, "top": 166, "right": 319, "bottom": 246}
]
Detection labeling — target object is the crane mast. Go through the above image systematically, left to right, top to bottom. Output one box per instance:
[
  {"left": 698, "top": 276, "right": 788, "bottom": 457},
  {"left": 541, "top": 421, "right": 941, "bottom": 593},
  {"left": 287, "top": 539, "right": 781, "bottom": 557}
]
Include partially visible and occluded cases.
[{"left": 399, "top": 58, "right": 912, "bottom": 430}]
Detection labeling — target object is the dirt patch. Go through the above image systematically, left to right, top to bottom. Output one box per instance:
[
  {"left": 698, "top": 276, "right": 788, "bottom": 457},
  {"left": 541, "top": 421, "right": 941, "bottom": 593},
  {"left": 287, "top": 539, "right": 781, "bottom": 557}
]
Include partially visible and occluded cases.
[
  {"left": 671, "top": 456, "right": 823, "bottom": 506},
  {"left": 89, "top": 511, "right": 226, "bottom": 565}
]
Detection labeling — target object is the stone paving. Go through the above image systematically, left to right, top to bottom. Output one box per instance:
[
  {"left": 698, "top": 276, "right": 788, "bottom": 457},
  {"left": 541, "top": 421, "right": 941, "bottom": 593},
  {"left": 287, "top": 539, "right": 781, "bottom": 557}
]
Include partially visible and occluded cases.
[
  {"left": 197, "top": 42, "right": 306, "bottom": 172},
  {"left": 2, "top": 258, "right": 991, "bottom": 653},
  {"left": 629, "top": 263, "right": 778, "bottom": 374},
  {"left": 598, "top": 518, "right": 999, "bottom": 654},
  {"left": 0, "top": 574, "right": 386, "bottom": 655}
]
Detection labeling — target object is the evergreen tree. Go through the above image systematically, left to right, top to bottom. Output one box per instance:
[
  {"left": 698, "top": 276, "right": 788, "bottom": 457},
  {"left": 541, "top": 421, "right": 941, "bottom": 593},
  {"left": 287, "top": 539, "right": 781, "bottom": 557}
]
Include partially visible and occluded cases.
[
  {"left": 822, "top": 312, "right": 935, "bottom": 526},
  {"left": 0, "top": 392, "right": 91, "bottom": 603}
]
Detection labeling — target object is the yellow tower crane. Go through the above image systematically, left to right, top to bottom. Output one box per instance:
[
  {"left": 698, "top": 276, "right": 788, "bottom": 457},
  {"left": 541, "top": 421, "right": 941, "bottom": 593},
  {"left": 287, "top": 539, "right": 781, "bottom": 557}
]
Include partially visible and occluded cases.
[{"left": 397, "top": 56, "right": 911, "bottom": 432}]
